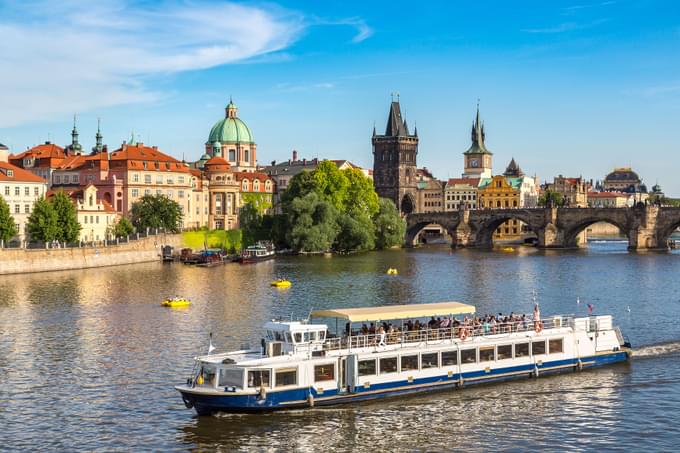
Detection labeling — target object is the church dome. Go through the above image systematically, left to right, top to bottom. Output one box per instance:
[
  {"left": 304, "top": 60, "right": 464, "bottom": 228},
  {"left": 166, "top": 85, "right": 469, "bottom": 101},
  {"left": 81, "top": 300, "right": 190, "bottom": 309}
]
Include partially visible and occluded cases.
[
  {"left": 207, "top": 100, "right": 254, "bottom": 144},
  {"left": 605, "top": 168, "right": 640, "bottom": 182}
]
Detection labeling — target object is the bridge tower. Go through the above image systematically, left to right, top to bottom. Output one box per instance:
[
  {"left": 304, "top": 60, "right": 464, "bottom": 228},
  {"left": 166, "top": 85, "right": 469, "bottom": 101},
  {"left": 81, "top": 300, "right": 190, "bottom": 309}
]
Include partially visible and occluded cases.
[
  {"left": 372, "top": 98, "right": 419, "bottom": 215},
  {"left": 462, "top": 104, "right": 493, "bottom": 179}
]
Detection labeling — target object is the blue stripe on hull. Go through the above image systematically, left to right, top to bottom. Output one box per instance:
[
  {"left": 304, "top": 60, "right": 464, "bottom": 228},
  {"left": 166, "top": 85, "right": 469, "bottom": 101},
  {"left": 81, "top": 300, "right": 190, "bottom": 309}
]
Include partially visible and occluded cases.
[{"left": 179, "top": 351, "right": 630, "bottom": 415}]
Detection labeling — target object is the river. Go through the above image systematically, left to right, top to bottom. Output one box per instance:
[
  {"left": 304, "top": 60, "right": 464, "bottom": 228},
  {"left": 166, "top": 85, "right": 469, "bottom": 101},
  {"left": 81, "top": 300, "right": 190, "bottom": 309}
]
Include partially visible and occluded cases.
[{"left": 2, "top": 241, "right": 680, "bottom": 451}]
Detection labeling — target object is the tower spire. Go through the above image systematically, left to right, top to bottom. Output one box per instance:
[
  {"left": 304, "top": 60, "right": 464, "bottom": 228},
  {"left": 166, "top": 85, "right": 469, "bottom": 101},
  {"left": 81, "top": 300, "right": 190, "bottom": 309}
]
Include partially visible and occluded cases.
[
  {"left": 67, "top": 114, "right": 82, "bottom": 155},
  {"left": 93, "top": 118, "right": 103, "bottom": 153}
]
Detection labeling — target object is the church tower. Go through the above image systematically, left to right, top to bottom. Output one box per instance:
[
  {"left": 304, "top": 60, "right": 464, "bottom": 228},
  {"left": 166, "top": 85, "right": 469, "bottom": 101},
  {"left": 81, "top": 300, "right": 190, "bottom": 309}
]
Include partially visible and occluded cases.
[
  {"left": 372, "top": 98, "right": 419, "bottom": 214},
  {"left": 462, "top": 104, "right": 492, "bottom": 178}
]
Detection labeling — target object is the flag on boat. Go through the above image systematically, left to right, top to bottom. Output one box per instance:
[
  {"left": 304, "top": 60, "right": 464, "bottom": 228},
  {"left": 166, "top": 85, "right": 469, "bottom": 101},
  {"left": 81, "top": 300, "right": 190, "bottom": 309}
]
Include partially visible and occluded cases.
[
  {"left": 587, "top": 303, "right": 594, "bottom": 313},
  {"left": 208, "top": 332, "right": 215, "bottom": 354}
]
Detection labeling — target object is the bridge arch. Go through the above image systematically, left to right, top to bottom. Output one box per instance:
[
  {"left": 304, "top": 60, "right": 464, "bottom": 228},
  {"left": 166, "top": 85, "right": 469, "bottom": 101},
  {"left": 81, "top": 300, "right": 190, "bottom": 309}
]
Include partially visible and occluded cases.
[
  {"left": 471, "top": 211, "right": 544, "bottom": 248},
  {"left": 562, "top": 217, "right": 631, "bottom": 248}
]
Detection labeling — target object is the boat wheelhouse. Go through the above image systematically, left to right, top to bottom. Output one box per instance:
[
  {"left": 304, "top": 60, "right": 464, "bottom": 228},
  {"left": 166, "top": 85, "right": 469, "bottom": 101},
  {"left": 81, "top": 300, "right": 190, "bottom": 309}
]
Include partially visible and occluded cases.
[
  {"left": 237, "top": 243, "right": 275, "bottom": 264},
  {"left": 176, "top": 301, "right": 631, "bottom": 414}
]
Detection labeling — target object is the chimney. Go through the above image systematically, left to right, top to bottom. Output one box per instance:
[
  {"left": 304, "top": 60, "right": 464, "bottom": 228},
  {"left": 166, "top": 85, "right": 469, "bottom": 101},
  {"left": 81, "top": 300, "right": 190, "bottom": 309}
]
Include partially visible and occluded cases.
[
  {"left": 292, "top": 150, "right": 298, "bottom": 161},
  {"left": 303, "top": 158, "right": 307, "bottom": 166},
  {"left": 271, "top": 160, "right": 276, "bottom": 166}
]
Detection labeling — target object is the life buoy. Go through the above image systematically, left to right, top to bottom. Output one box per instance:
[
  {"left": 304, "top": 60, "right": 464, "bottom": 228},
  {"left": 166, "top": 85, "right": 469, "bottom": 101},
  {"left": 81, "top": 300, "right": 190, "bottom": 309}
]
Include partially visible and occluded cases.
[
  {"left": 534, "top": 321, "right": 543, "bottom": 333},
  {"left": 458, "top": 328, "right": 468, "bottom": 341}
]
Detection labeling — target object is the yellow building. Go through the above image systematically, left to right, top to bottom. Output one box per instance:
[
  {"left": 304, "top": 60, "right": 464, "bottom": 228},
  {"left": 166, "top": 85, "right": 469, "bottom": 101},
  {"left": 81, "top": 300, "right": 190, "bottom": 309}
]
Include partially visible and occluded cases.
[{"left": 478, "top": 175, "right": 524, "bottom": 241}]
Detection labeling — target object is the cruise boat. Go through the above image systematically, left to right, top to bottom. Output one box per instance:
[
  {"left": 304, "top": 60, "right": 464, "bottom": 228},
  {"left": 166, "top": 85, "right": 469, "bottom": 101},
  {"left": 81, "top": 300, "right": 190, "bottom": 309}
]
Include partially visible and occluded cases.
[
  {"left": 236, "top": 244, "right": 275, "bottom": 264},
  {"left": 175, "top": 301, "right": 631, "bottom": 415}
]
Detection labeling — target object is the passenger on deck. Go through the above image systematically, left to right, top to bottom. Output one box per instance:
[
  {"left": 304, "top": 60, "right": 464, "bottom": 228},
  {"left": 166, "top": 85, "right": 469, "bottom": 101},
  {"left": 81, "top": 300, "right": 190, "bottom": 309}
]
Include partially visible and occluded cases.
[
  {"left": 369, "top": 322, "right": 376, "bottom": 334},
  {"left": 361, "top": 324, "right": 369, "bottom": 335},
  {"left": 378, "top": 326, "right": 386, "bottom": 347}
]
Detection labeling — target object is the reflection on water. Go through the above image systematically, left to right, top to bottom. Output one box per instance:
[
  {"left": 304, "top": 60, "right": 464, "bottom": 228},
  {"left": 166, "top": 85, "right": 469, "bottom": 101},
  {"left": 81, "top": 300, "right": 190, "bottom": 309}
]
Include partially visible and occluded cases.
[{"left": 2, "top": 245, "right": 680, "bottom": 451}]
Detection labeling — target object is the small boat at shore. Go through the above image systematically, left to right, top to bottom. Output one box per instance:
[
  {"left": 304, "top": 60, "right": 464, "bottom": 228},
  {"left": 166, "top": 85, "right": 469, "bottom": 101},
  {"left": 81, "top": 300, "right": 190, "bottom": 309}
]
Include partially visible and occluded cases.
[
  {"left": 236, "top": 244, "right": 275, "bottom": 264},
  {"left": 162, "top": 298, "right": 192, "bottom": 308},
  {"left": 176, "top": 301, "right": 631, "bottom": 415}
]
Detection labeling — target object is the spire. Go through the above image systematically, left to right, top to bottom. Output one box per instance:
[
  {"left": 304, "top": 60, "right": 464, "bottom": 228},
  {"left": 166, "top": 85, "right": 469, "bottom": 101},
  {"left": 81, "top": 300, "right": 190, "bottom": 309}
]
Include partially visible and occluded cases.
[
  {"left": 226, "top": 97, "right": 238, "bottom": 119},
  {"left": 384, "top": 99, "right": 409, "bottom": 137},
  {"left": 464, "top": 102, "right": 491, "bottom": 155},
  {"left": 67, "top": 114, "right": 82, "bottom": 155},
  {"left": 92, "top": 118, "right": 103, "bottom": 153},
  {"left": 372, "top": 122, "right": 376, "bottom": 136},
  {"left": 414, "top": 122, "right": 418, "bottom": 137},
  {"left": 129, "top": 130, "right": 136, "bottom": 145},
  {"left": 503, "top": 157, "right": 524, "bottom": 177}
]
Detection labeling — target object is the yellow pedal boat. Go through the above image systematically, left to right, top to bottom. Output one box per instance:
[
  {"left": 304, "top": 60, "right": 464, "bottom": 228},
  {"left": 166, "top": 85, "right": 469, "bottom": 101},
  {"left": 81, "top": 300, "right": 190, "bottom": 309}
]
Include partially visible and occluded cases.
[
  {"left": 501, "top": 247, "right": 515, "bottom": 253},
  {"left": 386, "top": 268, "right": 398, "bottom": 275},
  {"left": 271, "top": 279, "right": 292, "bottom": 288},
  {"left": 161, "top": 298, "right": 192, "bottom": 308}
]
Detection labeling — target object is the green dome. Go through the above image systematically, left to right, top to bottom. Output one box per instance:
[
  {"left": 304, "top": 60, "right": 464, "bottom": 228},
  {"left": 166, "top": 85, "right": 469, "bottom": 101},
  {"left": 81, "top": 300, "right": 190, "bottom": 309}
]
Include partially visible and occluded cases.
[{"left": 207, "top": 100, "right": 254, "bottom": 144}]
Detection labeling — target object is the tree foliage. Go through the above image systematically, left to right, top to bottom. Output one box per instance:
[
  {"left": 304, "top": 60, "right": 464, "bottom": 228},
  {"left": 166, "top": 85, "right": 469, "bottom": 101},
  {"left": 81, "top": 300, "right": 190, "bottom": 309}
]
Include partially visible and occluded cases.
[
  {"left": 538, "top": 190, "right": 564, "bottom": 207},
  {"left": 51, "top": 191, "right": 81, "bottom": 242},
  {"left": 287, "top": 192, "right": 339, "bottom": 252},
  {"left": 129, "top": 194, "right": 183, "bottom": 233},
  {"left": 0, "top": 195, "right": 18, "bottom": 243},
  {"left": 26, "top": 197, "right": 59, "bottom": 242},
  {"left": 374, "top": 198, "right": 406, "bottom": 249},
  {"left": 240, "top": 202, "right": 272, "bottom": 246},
  {"left": 112, "top": 217, "right": 135, "bottom": 237}
]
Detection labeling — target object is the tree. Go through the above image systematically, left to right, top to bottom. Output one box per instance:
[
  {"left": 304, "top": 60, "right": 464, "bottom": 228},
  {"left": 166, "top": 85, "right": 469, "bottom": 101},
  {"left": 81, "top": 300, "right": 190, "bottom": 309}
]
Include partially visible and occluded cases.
[
  {"left": 311, "top": 160, "right": 350, "bottom": 211},
  {"left": 343, "top": 168, "right": 379, "bottom": 218},
  {"left": 51, "top": 190, "right": 81, "bottom": 242},
  {"left": 538, "top": 190, "right": 564, "bottom": 207},
  {"left": 287, "top": 192, "right": 339, "bottom": 252},
  {"left": 129, "top": 194, "right": 183, "bottom": 233},
  {"left": 0, "top": 195, "right": 18, "bottom": 243},
  {"left": 26, "top": 197, "right": 59, "bottom": 242},
  {"left": 374, "top": 198, "right": 406, "bottom": 249},
  {"left": 240, "top": 202, "right": 266, "bottom": 246},
  {"left": 335, "top": 211, "right": 375, "bottom": 252},
  {"left": 111, "top": 217, "right": 135, "bottom": 237}
]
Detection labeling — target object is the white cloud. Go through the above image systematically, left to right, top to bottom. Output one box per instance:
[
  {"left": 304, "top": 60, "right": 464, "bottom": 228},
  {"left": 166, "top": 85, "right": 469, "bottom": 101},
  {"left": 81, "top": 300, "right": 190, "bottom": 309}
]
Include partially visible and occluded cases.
[
  {"left": 0, "top": 0, "right": 305, "bottom": 127},
  {"left": 521, "top": 18, "right": 609, "bottom": 34}
]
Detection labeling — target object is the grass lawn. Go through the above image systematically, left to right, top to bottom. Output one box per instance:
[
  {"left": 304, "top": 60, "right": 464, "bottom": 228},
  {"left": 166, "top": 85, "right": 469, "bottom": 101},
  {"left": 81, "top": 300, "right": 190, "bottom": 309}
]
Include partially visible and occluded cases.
[{"left": 182, "top": 230, "right": 242, "bottom": 251}]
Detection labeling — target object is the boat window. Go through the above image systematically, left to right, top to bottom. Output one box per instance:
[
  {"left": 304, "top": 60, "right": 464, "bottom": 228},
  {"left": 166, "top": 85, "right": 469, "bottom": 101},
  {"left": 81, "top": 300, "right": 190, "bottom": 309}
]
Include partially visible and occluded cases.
[
  {"left": 266, "top": 330, "right": 274, "bottom": 341},
  {"left": 318, "top": 330, "right": 326, "bottom": 341},
  {"left": 274, "top": 331, "right": 285, "bottom": 342},
  {"left": 309, "top": 331, "right": 317, "bottom": 341},
  {"left": 285, "top": 332, "right": 292, "bottom": 343},
  {"left": 294, "top": 332, "right": 302, "bottom": 343},
  {"left": 303, "top": 332, "right": 310, "bottom": 342},
  {"left": 549, "top": 338, "right": 564, "bottom": 354},
  {"left": 532, "top": 340, "right": 546, "bottom": 356},
  {"left": 515, "top": 342, "right": 530, "bottom": 357},
  {"left": 497, "top": 344, "right": 513, "bottom": 360},
  {"left": 479, "top": 346, "right": 495, "bottom": 362},
  {"left": 461, "top": 348, "right": 477, "bottom": 364},
  {"left": 441, "top": 350, "right": 458, "bottom": 366},
  {"left": 421, "top": 352, "right": 439, "bottom": 368},
  {"left": 401, "top": 355, "right": 419, "bottom": 371},
  {"left": 379, "top": 357, "right": 398, "bottom": 374},
  {"left": 358, "top": 359, "right": 376, "bottom": 376},
  {"left": 314, "top": 364, "right": 335, "bottom": 382},
  {"left": 200, "top": 366, "right": 217, "bottom": 387},
  {"left": 219, "top": 368, "right": 244, "bottom": 388},
  {"left": 275, "top": 368, "right": 297, "bottom": 387},
  {"left": 247, "top": 369, "right": 271, "bottom": 388}
]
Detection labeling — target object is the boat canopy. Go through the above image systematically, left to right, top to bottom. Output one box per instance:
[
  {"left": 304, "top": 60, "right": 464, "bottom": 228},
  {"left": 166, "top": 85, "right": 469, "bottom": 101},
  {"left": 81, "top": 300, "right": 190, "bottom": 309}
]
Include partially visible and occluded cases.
[{"left": 311, "top": 301, "right": 475, "bottom": 323}]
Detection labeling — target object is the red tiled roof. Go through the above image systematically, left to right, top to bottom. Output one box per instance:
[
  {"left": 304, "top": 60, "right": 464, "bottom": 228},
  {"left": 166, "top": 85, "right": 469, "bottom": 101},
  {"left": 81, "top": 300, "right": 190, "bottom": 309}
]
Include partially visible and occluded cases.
[
  {"left": 109, "top": 143, "right": 190, "bottom": 173},
  {"left": 0, "top": 161, "right": 48, "bottom": 183},
  {"left": 234, "top": 171, "right": 271, "bottom": 182},
  {"left": 447, "top": 177, "right": 480, "bottom": 186},
  {"left": 588, "top": 191, "right": 627, "bottom": 198}
]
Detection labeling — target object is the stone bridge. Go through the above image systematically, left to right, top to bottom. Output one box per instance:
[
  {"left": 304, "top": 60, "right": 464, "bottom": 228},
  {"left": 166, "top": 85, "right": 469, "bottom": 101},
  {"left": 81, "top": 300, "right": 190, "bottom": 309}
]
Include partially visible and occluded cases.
[{"left": 406, "top": 206, "right": 680, "bottom": 250}]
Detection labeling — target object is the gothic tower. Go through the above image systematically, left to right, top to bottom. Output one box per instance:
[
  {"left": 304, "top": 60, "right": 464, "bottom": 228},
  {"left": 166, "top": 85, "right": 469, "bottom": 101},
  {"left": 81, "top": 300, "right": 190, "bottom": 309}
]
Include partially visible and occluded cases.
[
  {"left": 372, "top": 99, "right": 419, "bottom": 214},
  {"left": 462, "top": 104, "right": 492, "bottom": 178}
]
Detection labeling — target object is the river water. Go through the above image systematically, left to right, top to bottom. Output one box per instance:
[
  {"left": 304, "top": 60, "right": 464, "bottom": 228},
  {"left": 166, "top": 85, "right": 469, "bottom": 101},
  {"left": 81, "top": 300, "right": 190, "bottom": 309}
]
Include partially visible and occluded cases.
[{"left": 2, "top": 241, "right": 680, "bottom": 452}]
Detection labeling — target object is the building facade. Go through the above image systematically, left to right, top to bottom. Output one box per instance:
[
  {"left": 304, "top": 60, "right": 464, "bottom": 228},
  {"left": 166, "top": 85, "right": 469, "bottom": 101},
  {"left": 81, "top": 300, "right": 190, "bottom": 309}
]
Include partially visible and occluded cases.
[
  {"left": 372, "top": 100, "right": 419, "bottom": 215},
  {"left": 0, "top": 160, "right": 48, "bottom": 242},
  {"left": 602, "top": 167, "right": 646, "bottom": 193},
  {"left": 478, "top": 175, "right": 524, "bottom": 240},
  {"left": 545, "top": 176, "right": 589, "bottom": 207},
  {"left": 444, "top": 178, "right": 479, "bottom": 211},
  {"left": 47, "top": 184, "right": 118, "bottom": 242}
]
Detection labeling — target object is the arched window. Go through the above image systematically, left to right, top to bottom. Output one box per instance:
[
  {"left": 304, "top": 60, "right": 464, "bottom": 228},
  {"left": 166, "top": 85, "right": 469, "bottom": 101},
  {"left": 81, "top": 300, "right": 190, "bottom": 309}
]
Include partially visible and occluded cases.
[
  {"left": 242, "top": 179, "right": 249, "bottom": 191},
  {"left": 253, "top": 179, "right": 260, "bottom": 191},
  {"left": 265, "top": 180, "right": 272, "bottom": 192}
]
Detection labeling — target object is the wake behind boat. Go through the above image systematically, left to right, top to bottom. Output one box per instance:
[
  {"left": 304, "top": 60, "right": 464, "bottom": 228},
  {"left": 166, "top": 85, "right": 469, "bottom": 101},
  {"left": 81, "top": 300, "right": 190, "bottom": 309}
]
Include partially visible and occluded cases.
[{"left": 175, "top": 301, "right": 631, "bottom": 415}]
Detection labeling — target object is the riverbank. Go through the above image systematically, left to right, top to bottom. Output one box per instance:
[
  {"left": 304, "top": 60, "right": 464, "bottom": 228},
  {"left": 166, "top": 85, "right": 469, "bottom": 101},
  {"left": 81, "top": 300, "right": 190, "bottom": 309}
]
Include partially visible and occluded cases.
[{"left": 0, "top": 233, "right": 182, "bottom": 275}]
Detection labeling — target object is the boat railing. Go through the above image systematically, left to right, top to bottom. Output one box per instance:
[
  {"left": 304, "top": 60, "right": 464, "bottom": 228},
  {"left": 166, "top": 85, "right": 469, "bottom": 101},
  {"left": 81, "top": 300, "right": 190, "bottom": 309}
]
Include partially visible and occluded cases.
[{"left": 322, "top": 315, "right": 574, "bottom": 351}]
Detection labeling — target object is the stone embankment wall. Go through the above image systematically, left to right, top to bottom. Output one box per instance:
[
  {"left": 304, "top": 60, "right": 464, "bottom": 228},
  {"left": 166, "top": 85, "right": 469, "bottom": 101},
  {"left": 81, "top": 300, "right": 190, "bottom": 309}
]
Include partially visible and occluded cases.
[{"left": 0, "top": 234, "right": 183, "bottom": 275}]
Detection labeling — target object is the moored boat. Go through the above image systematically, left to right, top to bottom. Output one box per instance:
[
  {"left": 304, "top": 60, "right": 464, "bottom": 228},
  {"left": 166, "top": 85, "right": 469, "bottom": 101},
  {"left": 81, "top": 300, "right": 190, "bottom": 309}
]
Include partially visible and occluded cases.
[
  {"left": 237, "top": 243, "right": 275, "bottom": 264},
  {"left": 175, "top": 301, "right": 631, "bottom": 415}
]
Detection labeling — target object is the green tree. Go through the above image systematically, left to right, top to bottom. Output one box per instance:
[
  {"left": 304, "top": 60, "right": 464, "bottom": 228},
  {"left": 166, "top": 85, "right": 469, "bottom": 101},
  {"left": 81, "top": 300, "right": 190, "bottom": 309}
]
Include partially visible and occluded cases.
[
  {"left": 311, "top": 160, "right": 350, "bottom": 210},
  {"left": 343, "top": 168, "right": 379, "bottom": 218},
  {"left": 280, "top": 170, "right": 318, "bottom": 212},
  {"left": 538, "top": 190, "right": 564, "bottom": 207},
  {"left": 51, "top": 191, "right": 81, "bottom": 242},
  {"left": 241, "top": 192, "right": 272, "bottom": 215},
  {"left": 287, "top": 192, "right": 339, "bottom": 252},
  {"left": 129, "top": 194, "right": 183, "bottom": 233},
  {"left": 0, "top": 195, "right": 18, "bottom": 243},
  {"left": 26, "top": 197, "right": 59, "bottom": 242},
  {"left": 374, "top": 198, "right": 406, "bottom": 249},
  {"left": 240, "top": 203, "right": 264, "bottom": 246},
  {"left": 335, "top": 211, "right": 375, "bottom": 252},
  {"left": 111, "top": 217, "right": 135, "bottom": 237}
]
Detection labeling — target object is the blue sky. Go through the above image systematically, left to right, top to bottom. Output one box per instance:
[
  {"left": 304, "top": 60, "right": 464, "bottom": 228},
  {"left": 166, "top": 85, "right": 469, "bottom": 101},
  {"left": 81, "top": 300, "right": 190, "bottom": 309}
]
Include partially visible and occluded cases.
[{"left": 1, "top": 0, "right": 679, "bottom": 193}]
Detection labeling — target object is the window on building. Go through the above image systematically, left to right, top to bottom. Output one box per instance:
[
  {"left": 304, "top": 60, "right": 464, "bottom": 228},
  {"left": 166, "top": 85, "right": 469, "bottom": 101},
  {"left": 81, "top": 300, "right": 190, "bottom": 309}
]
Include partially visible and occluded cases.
[
  {"left": 229, "top": 149, "right": 236, "bottom": 161},
  {"left": 244, "top": 149, "right": 249, "bottom": 162},
  {"left": 133, "top": 174, "right": 139, "bottom": 182},
  {"left": 72, "top": 175, "right": 79, "bottom": 183},
  {"left": 87, "top": 175, "right": 94, "bottom": 182},
  {"left": 145, "top": 175, "right": 151, "bottom": 184},
  {"left": 156, "top": 175, "right": 163, "bottom": 184},
  {"left": 53, "top": 176, "right": 61, "bottom": 184},
  {"left": 178, "top": 176, "right": 185, "bottom": 184},
  {"left": 167, "top": 177, "right": 174, "bottom": 185},
  {"left": 242, "top": 179, "right": 249, "bottom": 191},
  {"left": 253, "top": 180, "right": 260, "bottom": 191},
  {"left": 4, "top": 186, "right": 9, "bottom": 196},
  {"left": 24, "top": 187, "right": 29, "bottom": 196},
  {"left": 34, "top": 187, "right": 39, "bottom": 196},
  {"left": 132, "top": 189, "right": 139, "bottom": 197},
  {"left": 145, "top": 189, "right": 151, "bottom": 195},
  {"left": 156, "top": 190, "right": 162, "bottom": 195},
  {"left": 167, "top": 190, "right": 173, "bottom": 198},
  {"left": 178, "top": 190, "right": 184, "bottom": 198},
  {"left": 14, "top": 204, "right": 19, "bottom": 213},
  {"left": 24, "top": 204, "right": 30, "bottom": 214},
  {"left": 195, "top": 206, "right": 199, "bottom": 215},
  {"left": 84, "top": 216, "right": 88, "bottom": 224},
  {"left": 549, "top": 339, "right": 563, "bottom": 354},
  {"left": 532, "top": 340, "right": 546, "bottom": 356},
  {"left": 497, "top": 344, "right": 513, "bottom": 360},
  {"left": 461, "top": 348, "right": 477, "bottom": 364},
  {"left": 421, "top": 352, "right": 439, "bottom": 368},
  {"left": 401, "top": 355, "right": 419, "bottom": 371},
  {"left": 379, "top": 357, "right": 398, "bottom": 374},
  {"left": 358, "top": 359, "right": 376, "bottom": 376},
  {"left": 314, "top": 364, "right": 335, "bottom": 382},
  {"left": 275, "top": 368, "right": 297, "bottom": 387},
  {"left": 247, "top": 370, "right": 270, "bottom": 388}
]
